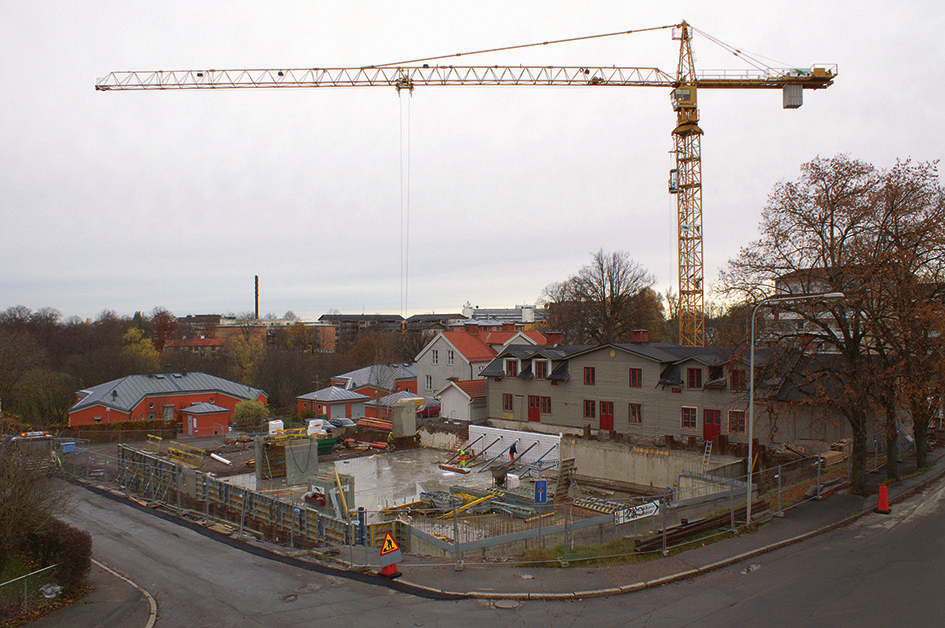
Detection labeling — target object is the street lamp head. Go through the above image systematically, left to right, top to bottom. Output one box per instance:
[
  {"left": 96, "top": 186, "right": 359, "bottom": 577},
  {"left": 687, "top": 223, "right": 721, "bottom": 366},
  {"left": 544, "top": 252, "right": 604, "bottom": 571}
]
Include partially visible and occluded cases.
[{"left": 821, "top": 292, "right": 845, "bottom": 299}]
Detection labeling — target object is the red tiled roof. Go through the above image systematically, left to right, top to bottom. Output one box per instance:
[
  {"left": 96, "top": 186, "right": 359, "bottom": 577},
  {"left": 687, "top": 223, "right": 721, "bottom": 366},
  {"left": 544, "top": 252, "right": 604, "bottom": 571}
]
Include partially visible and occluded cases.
[
  {"left": 481, "top": 330, "right": 546, "bottom": 345},
  {"left": 442, "top": 332, "right": 497, "bottom": 362},
  {"left": 454, "top": 379, "right": 487, "bottom": 398}
]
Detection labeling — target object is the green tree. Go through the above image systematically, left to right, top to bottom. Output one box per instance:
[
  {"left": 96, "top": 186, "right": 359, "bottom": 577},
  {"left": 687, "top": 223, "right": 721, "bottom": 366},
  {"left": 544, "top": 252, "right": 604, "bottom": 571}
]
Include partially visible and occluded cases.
[
  {"left": 122, "top": 328, "right": 160, "bottom": 373},
  {"left": 232, "top": 400, "right": 270, "bottom": 426}
]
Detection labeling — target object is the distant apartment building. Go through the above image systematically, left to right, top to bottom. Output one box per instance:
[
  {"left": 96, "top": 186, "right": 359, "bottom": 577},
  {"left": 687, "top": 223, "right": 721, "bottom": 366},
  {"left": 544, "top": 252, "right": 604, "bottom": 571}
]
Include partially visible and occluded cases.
[{"left": 318, "top": 314, "right": 405, "bottom": 351}]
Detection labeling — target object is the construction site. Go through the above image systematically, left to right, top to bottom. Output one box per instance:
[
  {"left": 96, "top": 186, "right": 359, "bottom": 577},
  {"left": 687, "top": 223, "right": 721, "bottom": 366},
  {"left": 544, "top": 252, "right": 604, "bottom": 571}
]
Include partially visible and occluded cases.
[{"left": 57, "top": 395, "right": 860, "bottom": 567}]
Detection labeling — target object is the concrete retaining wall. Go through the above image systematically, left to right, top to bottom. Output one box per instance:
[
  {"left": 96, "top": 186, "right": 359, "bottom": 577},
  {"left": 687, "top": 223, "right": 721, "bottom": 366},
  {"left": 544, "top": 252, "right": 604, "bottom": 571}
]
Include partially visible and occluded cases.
[
  {"left": 468, "top": 425, "right": 560, "bottom": 466},
  {"left": 418, "top": 428, "right": 464, "bottom": 452},
  {"left": 560, "top": 436, "right": 740, "bottom": 490}
]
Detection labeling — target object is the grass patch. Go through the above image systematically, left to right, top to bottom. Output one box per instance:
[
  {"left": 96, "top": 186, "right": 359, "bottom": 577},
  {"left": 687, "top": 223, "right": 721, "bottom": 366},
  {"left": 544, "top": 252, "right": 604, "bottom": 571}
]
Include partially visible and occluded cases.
[
  {"left": 518, "top": 526, "right": 740, "bottom": 568},
  {"left": 0, "top": 555, "right": 37, "bottom": 584}
]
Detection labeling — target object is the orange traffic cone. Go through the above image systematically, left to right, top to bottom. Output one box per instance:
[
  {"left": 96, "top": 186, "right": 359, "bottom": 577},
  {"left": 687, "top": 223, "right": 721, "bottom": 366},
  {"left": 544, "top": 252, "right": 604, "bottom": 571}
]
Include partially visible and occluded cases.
[{"left": 875, "top": 485, "right": 891, "bottom": 514}]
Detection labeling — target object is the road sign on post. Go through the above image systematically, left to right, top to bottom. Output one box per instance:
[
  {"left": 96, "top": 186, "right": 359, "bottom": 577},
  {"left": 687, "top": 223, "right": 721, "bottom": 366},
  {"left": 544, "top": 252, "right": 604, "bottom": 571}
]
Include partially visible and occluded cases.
[
  {"left": 535, "top": 479, "right": 547, "bottom": 504},
  {"left": 613, "top": 500, "right": 660, "bottom": 526},
  {"left": 379, "top": 532, "right": 402, "bottom": 579}
]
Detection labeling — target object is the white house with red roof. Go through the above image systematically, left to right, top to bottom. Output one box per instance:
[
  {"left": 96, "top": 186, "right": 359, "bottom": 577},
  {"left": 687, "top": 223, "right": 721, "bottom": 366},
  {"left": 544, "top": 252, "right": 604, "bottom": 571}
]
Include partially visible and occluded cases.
[
  {"left": 415, "top": 322, "right": 548, "bottom": 396},
  {"left": 437, "top": 379, "right": 488, "bottom": 423}
]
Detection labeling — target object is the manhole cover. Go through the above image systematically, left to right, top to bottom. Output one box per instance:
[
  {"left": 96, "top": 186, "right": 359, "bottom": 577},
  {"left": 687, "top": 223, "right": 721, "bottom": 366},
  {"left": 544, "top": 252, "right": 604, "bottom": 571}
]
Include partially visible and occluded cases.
[{"left": 494, "top": 599, "right": 521, "bottom": 610}]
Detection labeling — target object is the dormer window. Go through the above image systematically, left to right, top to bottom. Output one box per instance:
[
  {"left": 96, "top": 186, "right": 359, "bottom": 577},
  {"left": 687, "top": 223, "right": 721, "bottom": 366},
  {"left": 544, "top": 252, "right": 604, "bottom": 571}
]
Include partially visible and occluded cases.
[
  {"left": 505, "top": 359, "right": 519, "bottom": 377},
  {"left": 534, "top": 360, "right": 549, "bottom": 380},
  {"left": 687, "top": 368, "right": 702, "bottom": 389}
]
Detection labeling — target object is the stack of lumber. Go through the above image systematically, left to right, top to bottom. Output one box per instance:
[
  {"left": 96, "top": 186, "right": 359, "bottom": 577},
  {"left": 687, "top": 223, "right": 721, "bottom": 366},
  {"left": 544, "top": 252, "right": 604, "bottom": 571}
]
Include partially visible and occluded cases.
[{"left": 357, "top": 418, "right": 392, "bottom": 431}]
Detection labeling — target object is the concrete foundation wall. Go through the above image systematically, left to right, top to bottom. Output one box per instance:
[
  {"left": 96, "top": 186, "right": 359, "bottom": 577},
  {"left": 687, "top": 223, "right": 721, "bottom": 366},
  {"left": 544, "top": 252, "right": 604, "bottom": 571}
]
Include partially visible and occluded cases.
[
  {"left": 489, "top": 418, "right": 584, "bottom": 438},
  {"left": 468, "top": 425, "right": 560, "bottom": 466},
  {"left": 418, "top": 428, "right": 464, "bottom": 452},
  {"left": 560, "top": 436, "right": 740, "bottom": 490}
]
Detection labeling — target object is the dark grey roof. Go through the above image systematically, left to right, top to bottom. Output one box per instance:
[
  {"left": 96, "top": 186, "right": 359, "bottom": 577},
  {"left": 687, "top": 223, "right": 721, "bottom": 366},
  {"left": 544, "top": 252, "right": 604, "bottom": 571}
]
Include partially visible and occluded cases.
[
  {"left": 319, "top": 314, "right": 405, "bottom": 323},
  {"left": 608, "top": 343, "right": 733, "bottom": 365},
  {"left": 479, "top": 344, "right": 592, "bottom": 378},
  {"left": 332, "top": 363, "right": 417, "bottom": 391},
  {"left": 71, "top": 372, "right": 267, "bottom": 413},
  {"left": 297, "top": 386, "right": 370, "bottom": 403},
  {"left": 377, "top": 390, "right": 426, "bottom": 406},
  {"left": 182, "top": 402, "right": 229, "bottom": 414}
]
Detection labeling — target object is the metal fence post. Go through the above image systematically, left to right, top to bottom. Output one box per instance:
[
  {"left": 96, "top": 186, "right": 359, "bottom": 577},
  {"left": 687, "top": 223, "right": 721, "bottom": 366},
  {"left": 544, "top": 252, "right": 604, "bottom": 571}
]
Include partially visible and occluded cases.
[
  {"left": 816, "top": 457, "right": 822, "bottom": 500},
  {"left": 777, "top": 464, "right": 783, "bottom": 516},
  {"left": 730, "top": 479, "right": 735, "bottom": 531},
  {"left": 661, "top": 500, "right": 668, "bottom": 554},
  {"left": 452, "top": 501, "right": 460, "bottom": 570},
  {"left": 563, "top": 501, "right": 570, "bottom": 566},
  {"left": 23, "top": 577, "right": 28, "bottom": 613}
]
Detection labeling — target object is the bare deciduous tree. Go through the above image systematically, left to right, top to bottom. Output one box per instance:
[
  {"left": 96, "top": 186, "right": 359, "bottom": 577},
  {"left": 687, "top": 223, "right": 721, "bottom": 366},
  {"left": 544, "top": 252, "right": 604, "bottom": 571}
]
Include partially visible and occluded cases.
[
  {"left": 721, "top": 155, "right": 945, "bottom": 492},
  {"left": 542, "top": 249, "right": 659, "bottom": 345}
]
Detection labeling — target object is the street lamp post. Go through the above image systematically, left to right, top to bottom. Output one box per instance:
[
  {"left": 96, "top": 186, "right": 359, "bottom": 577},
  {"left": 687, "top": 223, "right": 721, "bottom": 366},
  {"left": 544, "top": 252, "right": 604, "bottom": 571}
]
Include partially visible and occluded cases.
[{"left": 746, "top": 291, "right": 844, "bottom": 525}]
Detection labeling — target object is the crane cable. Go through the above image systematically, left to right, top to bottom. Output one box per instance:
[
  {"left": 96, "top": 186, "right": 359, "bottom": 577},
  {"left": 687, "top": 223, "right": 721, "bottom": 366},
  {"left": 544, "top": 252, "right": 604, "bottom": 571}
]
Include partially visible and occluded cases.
[
  {"left": 371, "top": 24, "right": 677, "bottom": 68},
  {"left": 399, "top": 88, "right": 411, "bottom": 323}
]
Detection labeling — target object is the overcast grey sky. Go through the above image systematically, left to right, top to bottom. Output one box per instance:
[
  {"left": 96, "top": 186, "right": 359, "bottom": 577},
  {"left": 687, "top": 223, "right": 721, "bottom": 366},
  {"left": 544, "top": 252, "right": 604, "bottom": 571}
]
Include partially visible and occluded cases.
[{"left": 1, "top": 2, "right": 940, "bottom": 321}]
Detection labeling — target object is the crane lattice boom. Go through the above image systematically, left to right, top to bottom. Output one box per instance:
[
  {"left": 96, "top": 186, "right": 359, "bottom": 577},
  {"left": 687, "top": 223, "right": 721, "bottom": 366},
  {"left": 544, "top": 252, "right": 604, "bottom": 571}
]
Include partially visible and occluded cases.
[
  {"left": 96, "top": 21, "right": 836, "bottom": 346},
  {"left": 95, "top": 64, "right": 834, "bottom": 92}
]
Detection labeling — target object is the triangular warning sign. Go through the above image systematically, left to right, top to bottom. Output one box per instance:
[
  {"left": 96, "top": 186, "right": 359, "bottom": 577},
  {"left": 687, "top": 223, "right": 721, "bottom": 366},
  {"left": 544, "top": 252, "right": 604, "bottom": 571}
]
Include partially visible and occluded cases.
[{"left": 380, "top": 532, "right": 400, "bottom": 555}]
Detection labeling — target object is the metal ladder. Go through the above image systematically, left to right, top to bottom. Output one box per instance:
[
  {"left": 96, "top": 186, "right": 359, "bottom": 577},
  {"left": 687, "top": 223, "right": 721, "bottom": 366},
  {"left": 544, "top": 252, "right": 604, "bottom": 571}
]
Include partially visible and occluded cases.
[{"left": 702, "top": 441, "right": 712, "bottom": 472}]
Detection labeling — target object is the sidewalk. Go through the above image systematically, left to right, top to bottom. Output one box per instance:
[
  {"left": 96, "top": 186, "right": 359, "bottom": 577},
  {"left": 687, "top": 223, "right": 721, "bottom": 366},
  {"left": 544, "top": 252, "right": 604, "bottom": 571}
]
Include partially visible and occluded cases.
[
  {"left": 35, "top": 445, "right": 945, "bottom": 627},
  {"left": 387, "top": 446, "right": 945, "bottom": 599},
  {"left": 29, "top": 562, "right": 152, "bottom": 628}
]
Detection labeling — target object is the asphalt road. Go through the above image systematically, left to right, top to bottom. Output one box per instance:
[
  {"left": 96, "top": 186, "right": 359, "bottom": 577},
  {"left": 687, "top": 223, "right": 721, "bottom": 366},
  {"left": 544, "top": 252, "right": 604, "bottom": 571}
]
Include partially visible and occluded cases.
[{"left": 53, "top": 478, "right": 945, "bottom": 627}]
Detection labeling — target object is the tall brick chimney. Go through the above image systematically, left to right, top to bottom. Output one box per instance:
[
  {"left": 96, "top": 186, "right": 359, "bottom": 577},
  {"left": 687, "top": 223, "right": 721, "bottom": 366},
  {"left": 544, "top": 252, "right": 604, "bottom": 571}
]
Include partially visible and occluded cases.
[
  {"left": 464, "top": 322, "right": 479, "bottom": 335},
  {"left": 630, "top": 329, "right": 650, "bottom": 343},
  {"left": 544, "top": 331, "right": 564, "bottom": 345}
]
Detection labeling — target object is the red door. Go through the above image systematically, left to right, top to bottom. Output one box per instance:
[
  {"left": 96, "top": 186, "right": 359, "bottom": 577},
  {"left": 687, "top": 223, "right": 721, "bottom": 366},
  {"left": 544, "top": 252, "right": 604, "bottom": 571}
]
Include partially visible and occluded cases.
[
  {"left": 527, "top": 395, "right": 540, "bottom": 422},
  {"left": 600, "top": 401, "right": 614, "bottom": 431},
  {"left": 703, "top": 409, "right": 721, "bottom": 441}
]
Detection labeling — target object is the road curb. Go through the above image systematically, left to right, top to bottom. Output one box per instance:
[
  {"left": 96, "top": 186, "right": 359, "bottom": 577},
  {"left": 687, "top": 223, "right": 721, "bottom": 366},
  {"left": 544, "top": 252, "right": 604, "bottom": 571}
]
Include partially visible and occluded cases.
[
  {"left": 65, "top": 456, "right": 945, "bottom": 604},
  {"left": 91, "top": 558, "right": 157, "bottom": 628}
]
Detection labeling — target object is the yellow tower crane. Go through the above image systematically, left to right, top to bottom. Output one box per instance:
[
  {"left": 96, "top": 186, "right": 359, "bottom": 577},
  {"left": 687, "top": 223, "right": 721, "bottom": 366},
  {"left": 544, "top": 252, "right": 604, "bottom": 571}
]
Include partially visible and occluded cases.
[{"left": 96, "top": 21, "right": 835, "bottom": 347}]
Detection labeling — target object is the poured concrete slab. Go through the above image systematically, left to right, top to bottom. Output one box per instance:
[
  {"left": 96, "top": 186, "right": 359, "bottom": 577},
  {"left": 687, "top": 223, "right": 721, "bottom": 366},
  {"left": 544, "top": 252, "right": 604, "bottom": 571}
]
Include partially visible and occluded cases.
[{"left": 224, "top": 448, "right": 501, "bottom": 512}]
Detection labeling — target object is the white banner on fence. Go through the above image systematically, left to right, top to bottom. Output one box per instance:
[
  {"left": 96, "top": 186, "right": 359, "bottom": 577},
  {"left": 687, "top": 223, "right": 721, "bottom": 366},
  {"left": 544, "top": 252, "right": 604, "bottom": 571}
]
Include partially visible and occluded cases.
[{"left": 613, "top": 500, "right": 661, "bottom": 526}]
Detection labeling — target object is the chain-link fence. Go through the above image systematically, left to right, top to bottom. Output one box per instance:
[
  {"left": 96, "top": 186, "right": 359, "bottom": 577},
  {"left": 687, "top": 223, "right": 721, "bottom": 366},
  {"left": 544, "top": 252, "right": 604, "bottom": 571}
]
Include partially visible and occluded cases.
[{"left": 0, "top": 564, "right": 60, "bottom": 622}]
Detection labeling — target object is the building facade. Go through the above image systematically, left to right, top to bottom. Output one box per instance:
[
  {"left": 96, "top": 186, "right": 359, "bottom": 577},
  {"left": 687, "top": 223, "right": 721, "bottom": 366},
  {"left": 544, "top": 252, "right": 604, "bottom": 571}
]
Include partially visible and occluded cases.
[{"left": 68, "top": 371, "right": 268, "bottom": 427}]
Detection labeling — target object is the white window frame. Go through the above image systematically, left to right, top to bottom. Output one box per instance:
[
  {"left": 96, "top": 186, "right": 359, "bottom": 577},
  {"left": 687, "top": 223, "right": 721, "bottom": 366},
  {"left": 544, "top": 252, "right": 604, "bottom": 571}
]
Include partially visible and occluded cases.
[
  {"left": 447, "top": 349, "right": 454, "bottom": 366},
  {"left": 431, "top": 350, "right": 439, "bottom": 366},
  {"left": 425, "top": 375, "right": 433, "bottom": 391}
]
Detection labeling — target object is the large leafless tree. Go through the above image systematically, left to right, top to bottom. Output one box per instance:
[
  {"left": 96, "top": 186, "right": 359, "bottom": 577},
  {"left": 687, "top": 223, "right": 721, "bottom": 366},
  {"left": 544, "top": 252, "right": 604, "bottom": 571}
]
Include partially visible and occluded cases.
[
  {"left": 721, "top": 155, "right": 945, "bottom": 492},
  {"left": 542, "top": 249, "right": 660, "bottom": 345}
]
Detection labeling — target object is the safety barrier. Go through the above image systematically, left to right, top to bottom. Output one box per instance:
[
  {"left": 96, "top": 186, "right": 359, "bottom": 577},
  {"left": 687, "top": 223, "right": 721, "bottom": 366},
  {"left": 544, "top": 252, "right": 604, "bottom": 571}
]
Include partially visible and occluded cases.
[{"left": 114, "top": 445, "right": 410, "bottom": 551}]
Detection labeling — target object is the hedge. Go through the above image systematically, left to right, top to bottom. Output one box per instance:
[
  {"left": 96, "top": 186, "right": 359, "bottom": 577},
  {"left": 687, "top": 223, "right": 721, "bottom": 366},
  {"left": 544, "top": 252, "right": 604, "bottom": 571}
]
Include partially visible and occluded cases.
[{"left": 23, "top": 517, "right": 92, "bottom": 594}]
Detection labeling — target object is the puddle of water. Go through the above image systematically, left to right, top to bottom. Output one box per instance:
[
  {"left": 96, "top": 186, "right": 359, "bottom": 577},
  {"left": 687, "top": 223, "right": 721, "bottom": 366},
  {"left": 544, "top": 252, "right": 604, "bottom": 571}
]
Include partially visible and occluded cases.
[{"left": 224, "top": 448, "right": 499, "bottom": 511}]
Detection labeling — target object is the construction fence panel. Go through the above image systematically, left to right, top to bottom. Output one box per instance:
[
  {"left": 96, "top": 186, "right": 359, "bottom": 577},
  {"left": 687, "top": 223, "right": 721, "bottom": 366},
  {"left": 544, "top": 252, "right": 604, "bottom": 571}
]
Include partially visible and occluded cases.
[{"left": 66, "top": 442, "right": 858, "bottom": 563}]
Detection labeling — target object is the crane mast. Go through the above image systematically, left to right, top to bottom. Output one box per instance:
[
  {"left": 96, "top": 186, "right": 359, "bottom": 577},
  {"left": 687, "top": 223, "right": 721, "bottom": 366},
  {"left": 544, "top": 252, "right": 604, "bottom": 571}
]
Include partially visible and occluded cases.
[
  {"left": 96, "top": 22, "right": 835, "bottom": 346},
  {"left": 671, "top": 22, "right": 705, "bottom": 346}
]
